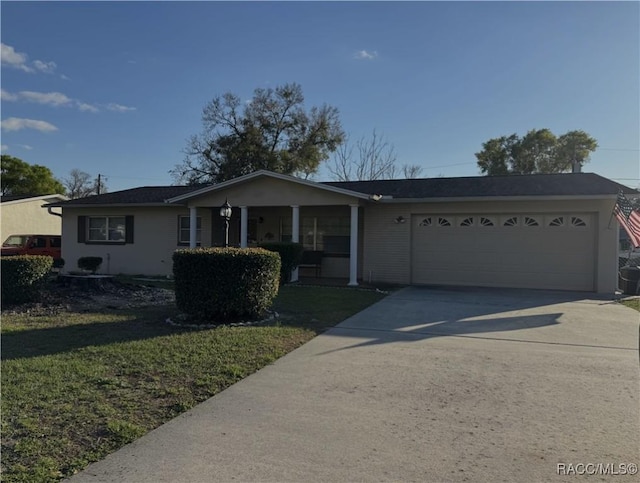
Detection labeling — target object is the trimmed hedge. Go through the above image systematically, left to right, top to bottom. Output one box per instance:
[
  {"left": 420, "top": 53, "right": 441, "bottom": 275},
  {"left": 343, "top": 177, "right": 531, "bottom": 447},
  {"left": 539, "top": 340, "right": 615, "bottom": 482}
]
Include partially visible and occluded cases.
[
  {"left": 259, "top": 242, "right": 304, "bottom": 284},
  {"left": 172, "top": 247, "right": 281, "bottom": 323},
  {"left": 1, "top": 255, "right": 53, "bottom": 304},
  {"left": 78, "top": 256, "right": 103, "bottom": 273}
]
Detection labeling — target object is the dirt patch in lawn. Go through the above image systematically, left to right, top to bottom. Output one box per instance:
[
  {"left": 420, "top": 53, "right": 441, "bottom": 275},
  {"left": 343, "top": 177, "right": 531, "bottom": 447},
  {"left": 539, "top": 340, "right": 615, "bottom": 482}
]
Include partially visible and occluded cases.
[{"left": 1, "top": 278, "right": 175, "bottom": 316}]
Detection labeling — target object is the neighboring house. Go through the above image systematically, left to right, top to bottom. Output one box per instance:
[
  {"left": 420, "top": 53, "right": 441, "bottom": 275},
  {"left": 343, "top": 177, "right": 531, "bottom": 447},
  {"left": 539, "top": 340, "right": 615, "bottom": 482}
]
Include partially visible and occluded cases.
[
  {"left": 46, "top": 171, "right": 638, "bottom": 293},
  {"left": 0, "top": 194, "right": 67, "bottom": 242}
]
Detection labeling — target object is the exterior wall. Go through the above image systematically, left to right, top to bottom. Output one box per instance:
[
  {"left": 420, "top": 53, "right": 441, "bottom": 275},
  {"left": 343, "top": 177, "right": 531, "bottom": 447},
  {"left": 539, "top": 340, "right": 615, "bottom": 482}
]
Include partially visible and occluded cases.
[
  {"left": 188, "top": 176, "right": 361, "bottom": 207},
  {"left": 362, "top": 198, "right": 619, "bottom": 293},
  {"left": 1, "top": 199, "right": 63, "bottom": 242},
  {"left": 62, "top": 206, "right": 212, "bottom": 276}
]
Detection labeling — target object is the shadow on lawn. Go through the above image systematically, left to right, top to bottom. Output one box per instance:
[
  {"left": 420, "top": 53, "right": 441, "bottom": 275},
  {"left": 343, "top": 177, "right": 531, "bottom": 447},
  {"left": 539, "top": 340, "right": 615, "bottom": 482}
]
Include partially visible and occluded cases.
[{"left": 1, "top": 307, "right": 186, "bottom": 361}]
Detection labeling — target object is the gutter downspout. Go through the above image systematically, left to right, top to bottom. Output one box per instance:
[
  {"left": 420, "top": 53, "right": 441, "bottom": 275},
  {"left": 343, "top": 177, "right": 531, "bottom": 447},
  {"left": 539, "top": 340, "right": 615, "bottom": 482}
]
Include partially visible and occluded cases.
[{"left": 47, "top": 206, "right": 63, "bottom": 217}]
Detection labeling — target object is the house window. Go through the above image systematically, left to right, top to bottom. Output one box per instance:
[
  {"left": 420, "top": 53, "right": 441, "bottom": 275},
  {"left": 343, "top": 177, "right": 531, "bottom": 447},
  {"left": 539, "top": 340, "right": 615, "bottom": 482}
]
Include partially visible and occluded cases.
[
  {"left": 88, "top": 216, "right": 126, "bottom": 242},
  {"left": 179, "top": 216, "right": 202, "bottom": 245},
  {"left": 280, "top": 216, "right": 351, "bottom": 255},
  {"left": 300, "top": 217, "right": 351, "bottom": 254}
]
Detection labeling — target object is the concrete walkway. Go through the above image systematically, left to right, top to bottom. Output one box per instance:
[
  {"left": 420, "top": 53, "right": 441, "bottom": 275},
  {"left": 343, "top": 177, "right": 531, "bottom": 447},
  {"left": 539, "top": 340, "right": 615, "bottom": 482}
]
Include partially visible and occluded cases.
[{"left": 69, "top": 287, "right": 639, "bottom": 482}]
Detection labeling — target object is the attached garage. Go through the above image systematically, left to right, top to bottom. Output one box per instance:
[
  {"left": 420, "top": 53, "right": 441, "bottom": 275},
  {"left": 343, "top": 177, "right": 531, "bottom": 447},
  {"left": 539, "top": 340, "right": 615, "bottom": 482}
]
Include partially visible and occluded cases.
[{"left": 410, "top": 212, "right": 596, "bottom": 291}]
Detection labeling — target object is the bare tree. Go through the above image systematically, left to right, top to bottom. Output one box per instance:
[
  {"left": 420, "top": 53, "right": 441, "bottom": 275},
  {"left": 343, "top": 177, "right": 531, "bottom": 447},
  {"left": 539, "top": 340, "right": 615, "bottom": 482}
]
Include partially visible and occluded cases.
[
  {"left": 329, "top": 130, "right": 423, "bottom": 181},
  {"left": 401, "top": 163, "right": 423, "bottom": 179},
  {"left": 63, "top": 169, "right": 108, "bottom": 198}
]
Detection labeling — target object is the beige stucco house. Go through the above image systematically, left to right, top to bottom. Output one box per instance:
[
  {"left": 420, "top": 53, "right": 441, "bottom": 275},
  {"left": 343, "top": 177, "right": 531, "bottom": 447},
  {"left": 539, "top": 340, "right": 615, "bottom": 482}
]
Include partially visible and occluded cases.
[
  {"left": 47, "top": 170, "right": 637, "bottom": 293},
  {"left": 1, "top": 194, "right": 67, "bottom": 242}
]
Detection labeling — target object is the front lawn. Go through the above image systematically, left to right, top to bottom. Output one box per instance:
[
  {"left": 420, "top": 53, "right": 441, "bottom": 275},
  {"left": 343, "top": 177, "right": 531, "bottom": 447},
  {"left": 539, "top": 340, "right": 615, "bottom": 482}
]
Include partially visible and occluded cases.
[
  {"left": 1, "top": 285, "right": 386, "bottom": 483},
  {"left": 619, "top": 298, "right": 640, "bottom": 312}
]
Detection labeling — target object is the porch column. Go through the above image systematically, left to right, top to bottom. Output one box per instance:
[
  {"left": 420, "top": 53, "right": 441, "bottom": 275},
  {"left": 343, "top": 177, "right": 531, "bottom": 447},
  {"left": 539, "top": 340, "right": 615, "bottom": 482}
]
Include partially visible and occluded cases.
[
  {"left": 349, "top": 204, "right": 359, "bottom": 286},
  {"left": 291, "top": 205, "right": 300, "bottom": 282},
  {"left": 189, "top": 206, "right": 197, "bottom": 249},
  {"left": 240, "top": 206, "right": 248, "bottom": 248}
]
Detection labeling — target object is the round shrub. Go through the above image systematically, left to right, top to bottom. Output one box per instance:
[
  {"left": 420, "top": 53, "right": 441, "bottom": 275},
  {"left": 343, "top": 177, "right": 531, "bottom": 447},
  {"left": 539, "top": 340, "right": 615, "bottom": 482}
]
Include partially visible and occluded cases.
[
  {"left": 258, "top": 242, "right": 304, "bottom": 284},
  {"left": 172, "top": 247, "right": 281, "bottom": 323},
  {"left": 1, "top": 255, "right": 54, "bottom": 304},
  {"left": 78, "top": 256, "right": 103, "bottom": 273},
  {"left": 52, "top": 258, "right": 65, "bottom": 269}
]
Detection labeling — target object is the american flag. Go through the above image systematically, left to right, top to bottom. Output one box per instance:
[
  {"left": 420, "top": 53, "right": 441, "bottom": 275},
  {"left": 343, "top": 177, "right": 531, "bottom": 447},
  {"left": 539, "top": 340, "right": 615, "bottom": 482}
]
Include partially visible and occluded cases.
[{"left": 614, "top": 190, "right": 640, "bottom": 248}]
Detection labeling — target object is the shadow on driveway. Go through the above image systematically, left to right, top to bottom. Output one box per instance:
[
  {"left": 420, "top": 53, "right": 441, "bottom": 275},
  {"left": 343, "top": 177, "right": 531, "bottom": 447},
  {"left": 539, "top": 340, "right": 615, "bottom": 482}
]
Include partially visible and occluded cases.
[{"left": 320, "top": 285, "right": 635, "bottom": 353}]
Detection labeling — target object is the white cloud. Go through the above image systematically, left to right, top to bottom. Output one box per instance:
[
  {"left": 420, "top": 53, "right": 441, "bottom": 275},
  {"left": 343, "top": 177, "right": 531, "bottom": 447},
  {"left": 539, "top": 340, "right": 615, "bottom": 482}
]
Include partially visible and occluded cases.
[
  {"left": 1, "top": 42, "right": 60, "bottom": 75},
  {"left": 1, "top": 43, "right": 33, "bottom": 72},
  {"left": 354, "top": 50, "right": 378, "bottom": 60},
  {"left": 33, "top": 59, "right": 57, "bottom": 74},
  {"left": 60, "top": 74, "right": 71, "bottom": 80},
  {"left": 1, "top": 88, "right": 18, "bottom": 101},
  {"left": 2, "top": 89, "right": 99, "bottom": 112},
  {"left": 20, "top": 91, "right": 72, "bottom": 106},
  {"left": 77, "top": 102, "right": 99, "bottom": 113},
  {"left": 106, "top": 103, "right": 136, "bottom": 112},
  {"left": 1, "top": 117, "right": 58, "bottom": 132},
  {"left": 1, "top": 144, "right": 8, "bottom": 152},
  {"left": 17, "top": 144, "right": 33, "bottom": 150}
]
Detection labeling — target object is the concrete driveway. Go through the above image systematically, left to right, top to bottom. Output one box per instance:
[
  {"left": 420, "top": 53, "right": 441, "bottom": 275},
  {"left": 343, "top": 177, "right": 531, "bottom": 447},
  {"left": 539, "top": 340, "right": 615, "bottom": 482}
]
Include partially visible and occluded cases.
[{"left": 70, "top": 287, "right": 639, "bottom": 482}]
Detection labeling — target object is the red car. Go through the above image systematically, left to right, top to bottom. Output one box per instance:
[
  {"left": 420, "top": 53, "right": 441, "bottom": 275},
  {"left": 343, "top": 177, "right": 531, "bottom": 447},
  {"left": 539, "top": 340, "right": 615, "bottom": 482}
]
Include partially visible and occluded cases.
[{"left": 1, "top": 234, "right": 62, "bottom": 260}]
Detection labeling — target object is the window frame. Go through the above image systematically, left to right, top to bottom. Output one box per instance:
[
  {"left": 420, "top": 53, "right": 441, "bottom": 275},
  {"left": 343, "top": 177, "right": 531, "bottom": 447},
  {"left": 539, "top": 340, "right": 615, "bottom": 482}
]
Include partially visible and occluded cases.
[
  {"left": 78, "top": 215, "right": 133, "bottom": 245},
  {"left": 178, "top": 215, "right": 202, "bottom": 246}
]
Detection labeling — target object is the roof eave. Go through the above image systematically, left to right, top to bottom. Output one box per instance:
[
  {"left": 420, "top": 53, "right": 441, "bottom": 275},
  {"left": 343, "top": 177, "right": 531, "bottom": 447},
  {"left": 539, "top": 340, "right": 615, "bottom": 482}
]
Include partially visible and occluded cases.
[
  {"left": 379, "top": 194, "right": 620, "bottom": 203},
  {"left": 44, "top": 202, "right": 181, "bottom": 208}
]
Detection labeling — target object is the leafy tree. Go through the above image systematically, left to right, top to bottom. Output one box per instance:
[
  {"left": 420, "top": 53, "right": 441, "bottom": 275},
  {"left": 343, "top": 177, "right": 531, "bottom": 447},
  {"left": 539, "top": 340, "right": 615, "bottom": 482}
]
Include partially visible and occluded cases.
[
  {"left": 172, "top": 83, "right": 345, "bottom": 184},
  {"left": 329, "top": 129, "right": 423, "bottom": 181},
  {"left": 476, "top": 129, "right": 598, "bottom": 175},
  {"left": 1, "top": 155, "right": 65, "bottom": 196},
  {"left": 63, "top": 169, "right": 108, "bottom": 198}
]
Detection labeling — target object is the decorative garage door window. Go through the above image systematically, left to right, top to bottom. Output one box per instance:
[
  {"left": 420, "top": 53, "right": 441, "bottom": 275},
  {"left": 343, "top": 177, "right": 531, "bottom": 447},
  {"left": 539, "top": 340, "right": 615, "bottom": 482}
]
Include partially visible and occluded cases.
[
  {"left": 545, "top": 215, "right": 589, "bottom": 228},
  {"left": 459, "top": 216, "right": 495, "bottom": 227},
  {"left": 503, "top": 216, "right": 519, "bottom": 227},
  {"left": 523, "top": 216, "right": 540, "bottom": 227},
  {"left": 548, "top": 216, "right": 565, "bottom": 227},
  {"left": 571, "top": 216, "right": 587, "bottom": 227},
  {"left": 418, "top": 217, "right": 452, "bottom": 227},
  {"left": 460, "top": 217, "right": 474, "bottom": 227},
  {"left": 479, "top": 217, "right": 495, "bottom": 227}
]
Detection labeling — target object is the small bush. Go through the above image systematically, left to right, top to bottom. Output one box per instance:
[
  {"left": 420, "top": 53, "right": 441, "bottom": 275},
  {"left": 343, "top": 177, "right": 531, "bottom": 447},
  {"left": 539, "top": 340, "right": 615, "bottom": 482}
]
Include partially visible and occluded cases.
[
  {"left": 259, "top": 242, "right": 304, "bottom": 284},
  {"left": 173, "top": 247, "right": 280, "bottom": 323},
  {"left": 1, "top": 255, "right": 53, "bottom": 304},
  {"left": 77, "top": 256, "right": 102, "bottom": 273},
  {"left": 52, "top": 258, "right": 65, "bottom": 269}
]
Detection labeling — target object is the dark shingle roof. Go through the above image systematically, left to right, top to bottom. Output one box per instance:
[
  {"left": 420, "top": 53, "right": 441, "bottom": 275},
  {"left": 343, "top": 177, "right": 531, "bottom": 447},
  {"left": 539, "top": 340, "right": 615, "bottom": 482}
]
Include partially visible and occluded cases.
[
  {"left": 46, "top": 172, "right": 637, "bottom": 207},
  {"left": 323, "top": 173, "right": 637, "bottom": 198},
  {"left": 49, "top": 186, "right": 202, "bottom": 206},
  {"left": 1, "top": 194, "right": 64, "bottom": 203}
]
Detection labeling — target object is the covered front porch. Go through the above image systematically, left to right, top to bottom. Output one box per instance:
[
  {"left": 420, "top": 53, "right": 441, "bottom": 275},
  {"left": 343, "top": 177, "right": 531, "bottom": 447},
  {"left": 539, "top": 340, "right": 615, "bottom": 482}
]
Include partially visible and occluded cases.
[{"left": 166, "top": 171, "right": 370, "bottom": 286}]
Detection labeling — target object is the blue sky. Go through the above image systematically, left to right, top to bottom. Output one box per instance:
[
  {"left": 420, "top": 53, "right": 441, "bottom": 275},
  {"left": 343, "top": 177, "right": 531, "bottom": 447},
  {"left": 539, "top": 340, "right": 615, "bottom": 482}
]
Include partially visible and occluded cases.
[{"left": 1, "top": 1, "right": 638, "bottom": 192}]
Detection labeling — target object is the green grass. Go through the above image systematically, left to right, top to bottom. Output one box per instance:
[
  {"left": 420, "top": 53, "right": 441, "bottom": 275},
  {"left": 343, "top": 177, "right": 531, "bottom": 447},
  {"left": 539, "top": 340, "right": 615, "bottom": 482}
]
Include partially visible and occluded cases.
[
  {"left": 1, "top": 285, "right": 385, "bottom": 483},
  {"left": 620, "top": 298, "right": 640, "bottom": 312}
]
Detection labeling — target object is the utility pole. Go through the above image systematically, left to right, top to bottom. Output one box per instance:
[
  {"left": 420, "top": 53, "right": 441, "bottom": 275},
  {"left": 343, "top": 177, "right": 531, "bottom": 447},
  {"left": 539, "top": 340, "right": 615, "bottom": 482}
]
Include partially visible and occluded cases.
[{"left": 97, "top": 174, "right": 102, "bottom": 195}]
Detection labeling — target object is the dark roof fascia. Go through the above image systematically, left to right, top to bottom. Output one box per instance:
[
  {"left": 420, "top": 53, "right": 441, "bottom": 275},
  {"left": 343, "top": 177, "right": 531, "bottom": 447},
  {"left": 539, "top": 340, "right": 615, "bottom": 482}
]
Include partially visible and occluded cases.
[
  {"left": 378, "top": 194, "right": 620, "bottom": 204},
  {"left": 43, "top": 202, "right": 185, "bottom": 208}
]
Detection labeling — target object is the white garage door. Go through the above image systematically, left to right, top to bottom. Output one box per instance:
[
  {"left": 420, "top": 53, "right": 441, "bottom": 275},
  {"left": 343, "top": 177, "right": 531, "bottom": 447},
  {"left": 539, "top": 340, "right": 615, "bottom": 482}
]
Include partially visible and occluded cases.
[{"left": 411, "top": 213, "right": 596, "bottom": 291}]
